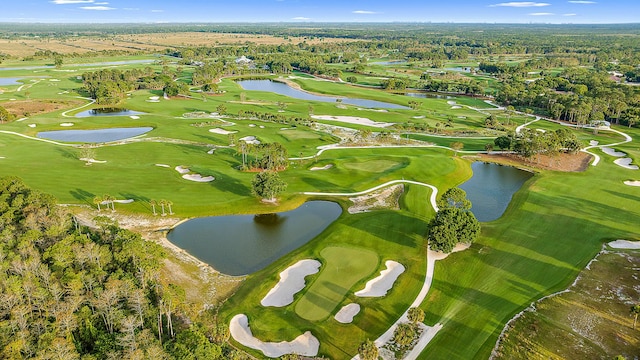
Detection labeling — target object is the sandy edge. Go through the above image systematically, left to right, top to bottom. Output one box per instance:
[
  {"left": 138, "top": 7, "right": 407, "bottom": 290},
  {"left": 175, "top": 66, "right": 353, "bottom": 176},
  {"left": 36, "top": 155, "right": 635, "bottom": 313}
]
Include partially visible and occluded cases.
[
  {"left": 311, "top": 115, "right": 393, "bottom": 128},
  {"left": 209, "top": 127, "right": 237, "bottom": 135},
  {"left": 614, "top": 158, "right": 639, "bottom": 170},
  {"left": 310, "top": 164, "right": 333, "bottom": 171},
  {"left": 624, "top": 180, "right": 640, "bottom": 187},
  {"left": 607, "top": 240, "right": 640, "bottom": 249},
  {"left": 261, "top": 259, "right": 321, "bottom": 307},
  {"left": 355, "top": 260, "right": 405, "bottom": 297},
  {"left": 335, "top": 303, "right": 361, "bottom": 324},
  {"left": 229, "top": 314, "right": 319, "bottom": 358}
]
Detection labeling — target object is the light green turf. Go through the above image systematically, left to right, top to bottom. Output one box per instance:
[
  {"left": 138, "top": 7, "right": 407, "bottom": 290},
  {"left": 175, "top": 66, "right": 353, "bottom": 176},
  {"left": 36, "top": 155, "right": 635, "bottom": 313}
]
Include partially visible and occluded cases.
[{"left": 294, "top": 246, "right": 379, "bottom": 321}]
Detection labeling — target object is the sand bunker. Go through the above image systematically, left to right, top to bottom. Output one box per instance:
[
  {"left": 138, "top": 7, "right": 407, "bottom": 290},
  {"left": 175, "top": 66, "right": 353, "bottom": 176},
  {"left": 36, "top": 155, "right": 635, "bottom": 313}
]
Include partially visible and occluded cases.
[
  {"left": 147, "top": 96, "right": 160, "bottom": 103},
  {"left": 447, "top": 100, "right": 456, "bottom": 105},
  {"left": 451, "top": 106, "right": 462, "bottom": 109},
  {"left": 130, "top": 115, "right": 140, "bottom": 120},
  {"left": 311, "top": 115, "right": 393, "bottom": 128},
  {"left": 412, "top": 116, "right": 425, "bottom": 119},
  {"left": 60, "top": 123, "right": 74, "bottom": 127},
  {"left": 28, "top": 124, "right": 36, "bottom": 128},
  {"left": 249, "top": 124, "right": 256, "bottom": 127},
  {"left": 259, "top": 125, "right": 265, "bottom": 129},
  {"left": 209, "top": 128, "right": 237, "bottom": 135},
  {"left": 240, "top": 136, "right": 261, "bottom": 145},
  {"left": 589, "top": 140, "right": 599, "bottom": 146},
  {"left": 602, "top": 147, "right": 626, "bottom": 157},
  {"left": 207, "top": 149, "right": 215, "bottom": 154},
  {"left": 80, "top": 158, "right": 106, "bottom": 164},
  {"left": 614, "top": 158, "right": 639, "bottom": 170},
  {"left": 155, "top": 164, "right": 170, "bottom": 168},
  {"left": 310, "top": 164, "right": 333, "bottom": 171},
  {"left": 175, "top": 166, "right": 190, "bottom": 174},
  {"left": 182, "top": 174, "right": 214, "bottom": 182},
  {"left": 624, "top": 180, "right": 640, "bottom": 186},
  {"left": 348, "top": 184, "right": 403, "bottom": 214},
  {"left": 607, "top": 240, "right": 640, "bottom": 249},
  {"left": 261, "top": 259, "right": 321, "bottom": 307},
  {"left": 355, "top": 260, "right": 405, "bottom": 297},
  {"left": 334, "top": 304, "right": 361, "bottom": 324},
  {"left": 229, "top": 314, "right": 319, "bottom": 358}
]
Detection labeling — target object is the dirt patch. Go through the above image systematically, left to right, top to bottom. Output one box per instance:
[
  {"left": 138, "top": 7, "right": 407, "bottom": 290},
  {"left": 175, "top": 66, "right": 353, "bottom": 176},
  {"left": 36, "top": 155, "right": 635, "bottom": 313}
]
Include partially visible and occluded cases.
[
  {"left": 3, "top": 99, "right": 83, "bottom": 118},
  {"left": 477, "top": 152, "right": 592, "bottom": 172},
  {"left": 348, "top": 184, "right": 404, "bottom": 214}
]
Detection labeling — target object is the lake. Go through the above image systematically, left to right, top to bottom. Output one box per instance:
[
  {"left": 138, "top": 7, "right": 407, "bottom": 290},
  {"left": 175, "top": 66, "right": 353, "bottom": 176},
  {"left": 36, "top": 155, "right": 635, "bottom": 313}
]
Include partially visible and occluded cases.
[
  {"left": 237, "top": 79, "right": 408, "bottom": 109},
  {"left": 75, "top": 108, "right": 146, "bottom": 118},
  {"left": 37, "top": 127, "right": 153, "bottom": 143},
  {"left": 460, "top": 162, "right": 533, "bottom": 222},
  {"left": 167, "top": 201, "right": 342, "bottom": 276}
]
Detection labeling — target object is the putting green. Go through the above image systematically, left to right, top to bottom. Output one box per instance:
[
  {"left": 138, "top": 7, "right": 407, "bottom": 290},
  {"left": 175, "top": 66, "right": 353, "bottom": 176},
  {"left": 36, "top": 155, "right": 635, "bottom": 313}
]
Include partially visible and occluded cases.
[
  {"left": 342, "top": 159, "right": 405, "bottom": 173},
  {"left": 294, "top": 246, "right": 379, "bottom": 322}
]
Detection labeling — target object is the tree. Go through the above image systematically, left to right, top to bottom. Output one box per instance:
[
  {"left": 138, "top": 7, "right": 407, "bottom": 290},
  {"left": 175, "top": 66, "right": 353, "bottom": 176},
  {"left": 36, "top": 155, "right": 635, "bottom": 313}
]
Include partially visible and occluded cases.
[
  {"left": 54, "top": 56, "right": 63, "bottom": 69},
  {"left": 216, "top": 104, "right": 227, "bottom": 114},
  {"left": 0, "top": 105, "right": 14, "bottom": 123},
  {"left": 494, "top": 136, "right": 512, "bottom": 151},
  {"left": 450, "top": 141, "right": 464, "bottom": 156},
  {"left": 485, "top": 143, "right": 494, "bottom": 152},
  {"left": 80, "top": 145, "right": 96, "bottom": 165},
  {"left": 251, "top": 171, "right": 287, "bottom": 202},
  {"left": 437, "top": 187, "right": 471, "bottom": 211},
  {"left": 103, "top": 194, "right": 115, "bottom": 212},
  {"left": 93, "top": 196, "right": 103, "bottom": 212},
  {"left": 159, "top": 199, "right": 167, "bottom": 216},
  {"left": 149, "top": 200, "right": 157, "bottom": 216},
  {"left": 166, "top": 200, "right": 174, "bottom": 215},
  {"left": 428, "top": 208, "right": 480, "bottom": 253},
  {"left": 631, "top": 304, "right": 640, "bottom": 329},
  {"left": 407, "top": 307, "right": 425, "bottom": 324},
  {"left": 393, "top": 323, "right": 418, "bottom": 347},
  {"left": 357, "top": 339, "right": 378, "bottom": 360}
]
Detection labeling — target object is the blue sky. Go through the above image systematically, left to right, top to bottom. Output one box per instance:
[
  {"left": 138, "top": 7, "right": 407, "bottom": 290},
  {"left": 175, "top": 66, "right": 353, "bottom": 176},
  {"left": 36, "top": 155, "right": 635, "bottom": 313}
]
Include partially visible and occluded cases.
[{"left": 1, "top": 1, "right": 638, "bottom": 23}]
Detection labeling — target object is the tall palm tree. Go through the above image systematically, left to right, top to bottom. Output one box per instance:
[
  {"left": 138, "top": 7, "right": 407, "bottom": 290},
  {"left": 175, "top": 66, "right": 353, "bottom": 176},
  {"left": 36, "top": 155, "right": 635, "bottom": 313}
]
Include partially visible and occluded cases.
[
  {"left": 103, "top": 194, "right": 115, "bottom": 212},
  {"left": 93, "top": 195, "right": 103, "bottom": 212},
  {"left": 149, "top": 199, "right": 157, "bottom": 216},
  {"left": 159, "top": 199, "right": 167, "bottom": 216},
  {"left": 166, "top": 200, "right": 174, "bottom": 215},
  {"left": 631, "top": 304, "right": 640, "bottom": 329}
]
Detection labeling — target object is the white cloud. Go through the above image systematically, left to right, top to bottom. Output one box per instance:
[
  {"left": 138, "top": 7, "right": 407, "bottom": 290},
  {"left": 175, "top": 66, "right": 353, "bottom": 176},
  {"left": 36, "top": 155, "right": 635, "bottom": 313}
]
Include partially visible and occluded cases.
[
  {"left": 51, "top": 0, "right": 94, "bottom": 4},
  {"left": 568, "top": 1, "right": 596, "bottom": 3},
  {"left": 94, "top": 2, "right": 109, "bottom": 4},
  {"left": 490, "top": 2, "right": 550, "bottom": 7},
  {"left": 79, "top": 6, "right": 115, "bottom": 10},
  {"left": 151, "top": 9, "right": 164, "bottom": 13},
  {"left": 353, "top": 10, "right": 378, "bottom": 14},
  {"left": 529, "top": 12, "right": 555, "bottom": 15},
  {"left": 563, "top": 13, "right": 577, "bottom": 16},
  {"left": 292, "top": 17, "right": 310, "bottom": 20}
]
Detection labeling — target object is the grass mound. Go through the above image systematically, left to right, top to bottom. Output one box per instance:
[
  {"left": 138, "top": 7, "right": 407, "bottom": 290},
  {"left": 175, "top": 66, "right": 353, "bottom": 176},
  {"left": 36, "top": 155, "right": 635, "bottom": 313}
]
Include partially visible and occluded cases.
[{"left": 294, "top": 246, "right": 379, "bottom": 321}]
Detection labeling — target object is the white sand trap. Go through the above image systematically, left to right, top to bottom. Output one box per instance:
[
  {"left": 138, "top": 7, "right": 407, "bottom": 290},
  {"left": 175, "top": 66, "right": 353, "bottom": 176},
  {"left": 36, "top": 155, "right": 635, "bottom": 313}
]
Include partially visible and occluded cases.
[
  {"left": 49, "top": 79, "right": 60, "bottom": 82},
  {"left": 149, "top": 96, "right": 160, "bottom": 101},
  {"left": 9, "top": 99, "right": 16, "bottom": 101},
  {"left": 447, "top": 100, "right": 456, "bottom": 105},
  {"left": 451, "top": 106, "right": 462, "bottom": 109},
  {"left": 130, "top": 115, "right": 140, "bottom": 120},
  {"left": 311, "top": 115, "right": 393, "bottom": 128},
  {"left": 412, "top": 116, "right": 425, "bottom": 119},
  {"left": 60, "top": 122, "right": 74, "bottom": 127},
  {"left": 28, "top": 124, "right": 36, "bottom": 128},
  {"left": 249, "top": 124, "right": 256, "bottom": 127},
  {"left": 260, "top": 125, "right": 265, "bottom": 129},
  {"left": 209, "top": 128, "right": 237, "bottom": 135},
  {"left": 536, "top": 128, "right": 546, "bottom": 133},
  {"left": 240, "top": 136, "right": 261, "bottom": 145},
  {"left": 589, "top": 140, "right": 599, "bottom": 146},
  {"left": 602, "top": 147, "right": 626, "bottom": 157},
  {"left": 207, "top": 149, "right": 215, "bottom": 154},
  {"left": 79, "top": 158, "right": 106, "bottom": 164},
  {"left": 614, "top": 158, "right": 639, "bottom": 170},
  {"left": 155, "top": 164, "right": 170, "bottom": 168},
  {"left": 310, "top": 164, "right": 333, "bottom": 171},
  {"left": 175, "top": 166, "right": 190, "bottom": 174},
  {"left": 182, "top": 174, "right": 215, "bottom": 182},
  {"left": 624, "top": 180, "right": 640, "bottom": 187},
  {"left": 113, "top": 199, "right": 134, "bottom": 204},
  {"left": 607, "top": 240, "right": 640, "bottom": 249},
  {"left": 261, "top": 259, "right": 321, "bottom": 307},
  {"left": 355, "top": 260, "right": 405, "bottom": 297},
  {"left": 335, "top": 304, "right": 360, "bottom": 324},
  {"left": 230, "top": 314, "right": 319, "bottom": 358}
]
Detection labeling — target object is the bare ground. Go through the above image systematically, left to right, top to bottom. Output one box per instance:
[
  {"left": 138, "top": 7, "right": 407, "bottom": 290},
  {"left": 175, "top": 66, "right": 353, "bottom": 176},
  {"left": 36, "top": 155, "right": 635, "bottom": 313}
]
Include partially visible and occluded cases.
[
  {"left": 4, "top": 99, "right": 84, "bottom": 119},
  {"left": 476, "top": 152, "right": 592, "bottom": 172}
]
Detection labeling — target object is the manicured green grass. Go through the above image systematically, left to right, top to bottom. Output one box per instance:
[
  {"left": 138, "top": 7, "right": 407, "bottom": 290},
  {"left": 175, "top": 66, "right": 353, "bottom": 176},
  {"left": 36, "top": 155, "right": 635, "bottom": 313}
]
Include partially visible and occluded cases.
[
  {"left": 409, "top": 134, "right": 494, "bottom": 151},
  {"left": 342, "top": 158, "right": 405, "bottom": 173},
  {"left": 294, "top": 246, "right": 379, "bottom": 321}
]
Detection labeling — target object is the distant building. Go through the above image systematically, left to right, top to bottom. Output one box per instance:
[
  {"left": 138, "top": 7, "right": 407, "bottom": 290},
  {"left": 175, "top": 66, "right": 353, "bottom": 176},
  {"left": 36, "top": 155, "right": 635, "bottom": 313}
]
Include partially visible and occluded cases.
[{"left": 235, "top": 56, "right": 252, "bottom": 65}]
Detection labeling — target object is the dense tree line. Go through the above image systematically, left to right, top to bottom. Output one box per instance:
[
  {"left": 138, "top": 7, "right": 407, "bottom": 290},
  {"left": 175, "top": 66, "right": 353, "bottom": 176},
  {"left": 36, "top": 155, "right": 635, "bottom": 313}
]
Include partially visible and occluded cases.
[
  {"left": 82, "top": 68, "right": 180, "bottom": 104},
  {"left": 494, "top": 128, "right": 581, "bottom": 158},
  {"left": 0, "top": 177, "right": 237, "bottom": 359}
]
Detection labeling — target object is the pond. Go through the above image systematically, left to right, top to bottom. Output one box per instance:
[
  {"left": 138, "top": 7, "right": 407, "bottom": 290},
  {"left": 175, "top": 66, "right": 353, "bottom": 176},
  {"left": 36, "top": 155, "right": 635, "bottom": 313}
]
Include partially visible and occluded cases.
[
  {"left": 371, "top": 60, "right": 408, "bottom": 66},
  {"left": 0, "top": 78, "right": 24, "bottom": 85},
  {"left": 237, "top": 80, "right": 408, "bottom": 109},
  {"left": 404, "top": 92, "right": 454, "bottom": 99},
  {"left": 75, "top": 108, "right": 146, "bottom": 118},
  {"left": 37, "top": 127, "right": 153, "bottom": 143},
  {"left": 459, "top": 162, "right": 533, "bottom": 222},
  {"left": 167, "top": 201, "right": 342, "bottom": 276}
]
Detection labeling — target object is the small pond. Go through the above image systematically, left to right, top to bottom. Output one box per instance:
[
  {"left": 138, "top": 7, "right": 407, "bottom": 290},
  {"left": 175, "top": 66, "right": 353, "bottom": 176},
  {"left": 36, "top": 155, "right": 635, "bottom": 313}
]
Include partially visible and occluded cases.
[
  {"left": 371, "top": 60, "right": 408, "bottom": 65},
  {"left": 444, "top": 67, "right": 472, "bottom": 73},
  {"left": 0, "top": 78, "right": 23, "bottom": 86},
  {"left": 237, "top": 80, "right": 408, "bottom": 109},
  {"left": 75, "top": 108, "right": 146, "bottom": 118},
  {"left": 37, "top": 127, "right": 153, "bottom": 143},
  {"left": 459, "top": 162, "right": 533, "bottom": 222},
  {"left": 167, "top": 201, "right": 342, "bottom": 276}
]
